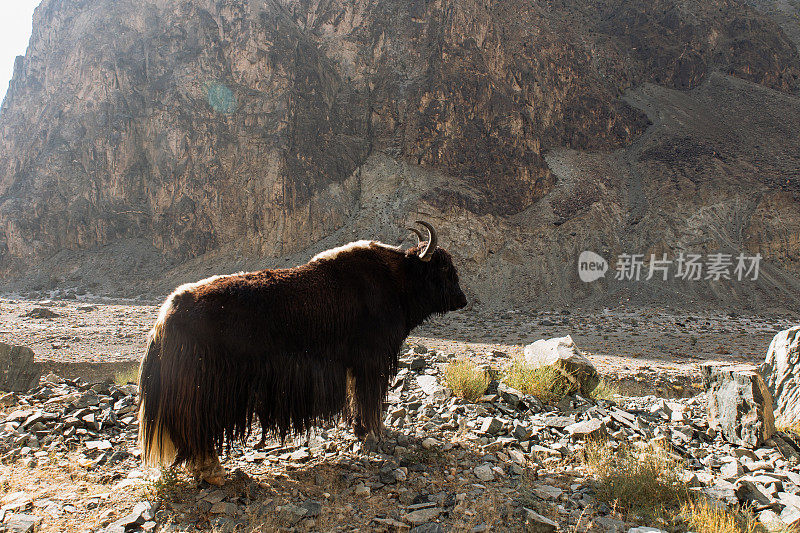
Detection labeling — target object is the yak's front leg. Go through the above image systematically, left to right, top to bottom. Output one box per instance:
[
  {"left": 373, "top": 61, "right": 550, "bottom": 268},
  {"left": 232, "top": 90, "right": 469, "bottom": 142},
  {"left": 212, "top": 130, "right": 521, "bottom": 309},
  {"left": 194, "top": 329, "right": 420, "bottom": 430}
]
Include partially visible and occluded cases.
[{"left": 346, "top": 367, "right": 387, "bottom": 441}]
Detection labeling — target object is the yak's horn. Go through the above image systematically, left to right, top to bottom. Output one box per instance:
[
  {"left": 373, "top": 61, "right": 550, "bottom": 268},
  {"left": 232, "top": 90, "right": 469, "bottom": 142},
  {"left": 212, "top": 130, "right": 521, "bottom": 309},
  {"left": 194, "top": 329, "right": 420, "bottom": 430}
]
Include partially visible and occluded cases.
[
  {"left": 416, "top": 220, "right": 438, "bottom": 262},
  {"left": 407, "top": 227, "right": 425, "bottom": 244}
]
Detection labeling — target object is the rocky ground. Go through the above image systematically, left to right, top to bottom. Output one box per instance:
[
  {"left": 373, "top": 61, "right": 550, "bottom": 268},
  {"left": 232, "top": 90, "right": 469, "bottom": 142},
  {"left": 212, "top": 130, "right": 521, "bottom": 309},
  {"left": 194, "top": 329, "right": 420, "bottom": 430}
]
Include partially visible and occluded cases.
[{"left": 1, "top": 297, "right": 799, "bottom": 532}]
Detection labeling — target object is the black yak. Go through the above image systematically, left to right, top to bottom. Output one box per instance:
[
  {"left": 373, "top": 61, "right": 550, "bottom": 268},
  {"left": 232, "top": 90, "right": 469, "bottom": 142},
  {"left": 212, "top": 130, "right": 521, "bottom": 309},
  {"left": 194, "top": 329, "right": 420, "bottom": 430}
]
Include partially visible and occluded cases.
[{"left": 138, "top": 221, "right": 467, "bottom": 485}]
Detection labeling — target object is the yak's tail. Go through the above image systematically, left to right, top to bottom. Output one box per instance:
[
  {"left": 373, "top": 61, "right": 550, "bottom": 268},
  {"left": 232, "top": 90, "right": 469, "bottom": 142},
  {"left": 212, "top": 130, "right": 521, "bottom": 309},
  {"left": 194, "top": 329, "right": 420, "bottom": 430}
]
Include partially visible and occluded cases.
[{"left": 138, "top": 329, "right": 177, "bottom": 467}]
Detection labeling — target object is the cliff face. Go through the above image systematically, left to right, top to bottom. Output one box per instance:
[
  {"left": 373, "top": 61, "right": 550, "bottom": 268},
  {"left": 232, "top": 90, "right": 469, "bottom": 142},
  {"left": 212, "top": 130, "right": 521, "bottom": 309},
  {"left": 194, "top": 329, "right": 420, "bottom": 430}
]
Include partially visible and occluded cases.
[{"left": 1, "top": 0, "right": 799, "bottom": 310}]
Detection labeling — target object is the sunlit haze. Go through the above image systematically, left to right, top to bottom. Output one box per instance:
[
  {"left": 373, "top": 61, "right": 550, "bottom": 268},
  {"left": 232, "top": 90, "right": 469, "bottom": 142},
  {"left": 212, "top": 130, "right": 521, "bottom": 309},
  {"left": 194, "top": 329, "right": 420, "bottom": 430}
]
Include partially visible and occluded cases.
[{"left": 0, "top": 1, "right": 40, "bottom": 106}]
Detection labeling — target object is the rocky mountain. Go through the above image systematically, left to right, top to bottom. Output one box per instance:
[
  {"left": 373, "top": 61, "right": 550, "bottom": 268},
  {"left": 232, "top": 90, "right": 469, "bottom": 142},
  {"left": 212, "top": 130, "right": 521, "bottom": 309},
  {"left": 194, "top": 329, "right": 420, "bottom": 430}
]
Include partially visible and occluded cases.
[{"left": 1, "top": 0, "right": 799, "bottom": 310}]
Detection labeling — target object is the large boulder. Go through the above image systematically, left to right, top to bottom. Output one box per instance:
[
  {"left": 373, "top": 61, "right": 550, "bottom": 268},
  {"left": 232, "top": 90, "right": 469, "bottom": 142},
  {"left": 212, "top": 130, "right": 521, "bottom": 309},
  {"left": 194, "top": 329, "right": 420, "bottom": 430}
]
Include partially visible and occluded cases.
[
  {"left": 762, "top": 325, "right": 800, "bottom": 425},
  {"left": 523, "top": 335, "right": 599, "bottom": 396},
  {"left": 0, "top": 342, "right": 41, "bottom": 392},
  {"left": 701, "top": 362, "right": 775, "bottom": 448}
]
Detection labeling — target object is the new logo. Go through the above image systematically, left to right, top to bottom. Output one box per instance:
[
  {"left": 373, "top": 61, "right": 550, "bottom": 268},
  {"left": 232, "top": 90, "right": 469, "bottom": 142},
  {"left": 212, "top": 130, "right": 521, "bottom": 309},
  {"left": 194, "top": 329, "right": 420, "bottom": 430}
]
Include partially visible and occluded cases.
[{"left": 578, "top": 251, "right": 608, "bottom": 283}]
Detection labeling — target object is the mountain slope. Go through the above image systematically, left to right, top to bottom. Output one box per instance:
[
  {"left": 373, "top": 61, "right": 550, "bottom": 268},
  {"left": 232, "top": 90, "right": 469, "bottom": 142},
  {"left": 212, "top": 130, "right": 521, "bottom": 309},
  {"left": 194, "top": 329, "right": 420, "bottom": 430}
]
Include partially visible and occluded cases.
[{"left": 1, "top": 0, "right": 799, "bottom": 310}]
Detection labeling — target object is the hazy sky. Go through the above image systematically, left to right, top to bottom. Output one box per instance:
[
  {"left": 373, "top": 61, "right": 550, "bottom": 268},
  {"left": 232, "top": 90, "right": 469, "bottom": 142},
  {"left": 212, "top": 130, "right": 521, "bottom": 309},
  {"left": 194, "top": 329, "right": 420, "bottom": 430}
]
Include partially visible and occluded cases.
[{"left": 0, "top": 1, "right": 40, "bottom": 105}]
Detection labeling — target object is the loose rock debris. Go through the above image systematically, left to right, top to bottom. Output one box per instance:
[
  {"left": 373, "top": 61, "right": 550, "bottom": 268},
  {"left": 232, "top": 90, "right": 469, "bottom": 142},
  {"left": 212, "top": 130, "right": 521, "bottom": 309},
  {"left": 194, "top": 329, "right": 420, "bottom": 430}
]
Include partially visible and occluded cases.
[{"left": 1, "top": 346, "right": 800, "bottom": 532}]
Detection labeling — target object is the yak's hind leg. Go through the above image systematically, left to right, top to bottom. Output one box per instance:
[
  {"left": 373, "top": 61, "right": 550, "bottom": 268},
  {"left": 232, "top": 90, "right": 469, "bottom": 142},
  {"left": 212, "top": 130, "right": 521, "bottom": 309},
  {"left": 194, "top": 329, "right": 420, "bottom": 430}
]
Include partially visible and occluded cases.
[
  {"left": 254, "top": 410, "right": 269, "bottom": 449},
  {"left": 187, "top": 455, "right": 226, "bottom": 486}
]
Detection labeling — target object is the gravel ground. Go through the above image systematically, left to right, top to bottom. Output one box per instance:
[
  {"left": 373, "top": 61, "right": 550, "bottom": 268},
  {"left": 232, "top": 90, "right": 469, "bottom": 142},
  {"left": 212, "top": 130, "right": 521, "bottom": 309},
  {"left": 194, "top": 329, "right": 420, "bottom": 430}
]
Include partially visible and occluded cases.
[{"left": 2, "top": 347, "right": 800, "bottom": 532}]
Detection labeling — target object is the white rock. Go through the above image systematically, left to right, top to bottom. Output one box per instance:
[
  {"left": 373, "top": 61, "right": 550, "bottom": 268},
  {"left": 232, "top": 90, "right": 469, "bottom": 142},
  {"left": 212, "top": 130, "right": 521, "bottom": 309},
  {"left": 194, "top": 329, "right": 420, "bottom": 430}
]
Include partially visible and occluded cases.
[
  {"left": 763, "top": 325, "right": 800, "bottom": 425},
  {"left": 522, "top": 335, "right": 599, "bottom": 395},
  {"left": 701, "top": 362, "right": 776, "bottom": 448},
  {"left": 416, "top": 375, "right": 441, "bottom": 396},
  {"left": 666, "top": 402, "right": 687, "bottom": 422},
  {"left": 480, "top": 417, "right": 503, "bottom": 435},
  {"left": 565, "top": 418, "right": 606, "bottom": 439},
  {"left": 508, "top": 449, "right": 526, "bottom": 465},
  {"left": 720, "top": 459, "right": 742, "bottom": 480},
  {"left": 112, "top": 478, "right": 147, "bottom": 490},
  {"left": 777, "top": 491, "right": 800, "bottom": 510},
  {"left": 1, "top": 492, "right": 31, "bottom": 511},
  {"left": 780, "top": 503, "right": 800, "bottom": 526},
  {"left": 759, "top": 509, "right": 789, "bottom": 531},
  {"left": 3, "top": 513, "right": 41, "bottom": 533}
]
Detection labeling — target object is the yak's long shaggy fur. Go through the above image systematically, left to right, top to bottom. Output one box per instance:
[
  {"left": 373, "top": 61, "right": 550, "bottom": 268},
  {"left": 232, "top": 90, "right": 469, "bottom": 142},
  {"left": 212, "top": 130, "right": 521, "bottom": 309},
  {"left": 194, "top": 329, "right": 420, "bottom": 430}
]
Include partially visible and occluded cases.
[{"left": 138, "top": 239, "right": 467, "bottom": 468}]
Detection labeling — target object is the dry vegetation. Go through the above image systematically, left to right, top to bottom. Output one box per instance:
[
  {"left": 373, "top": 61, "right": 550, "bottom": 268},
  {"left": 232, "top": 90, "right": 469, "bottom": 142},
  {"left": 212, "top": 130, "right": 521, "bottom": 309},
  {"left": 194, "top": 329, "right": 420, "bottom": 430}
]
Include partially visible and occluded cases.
[
  {"left": 504, "top": 357, "right": 572, "bottom": 404},
  {"left": 444, "top": 359, "right": 490, "bottom": 401},
  {"left": 114, "top": 366, "right": 140, "bottom": 386},
  {"left": 589, "top": 379, "right": 619, "bottom": 401},
  {"left": 778, "top": 420, "right": 800, "bottom": 437},
  {"left": 584, "top": 441, "right": 770, "bottom": 532},
  {"left": 585, "top": 441, "right": 687, "bottom": 520},
  {"left": 144, "top": 466, "right": 192, "bottom": 501},
  {"left": 681, "top": 499, "right": 768, "bottom": 533}
]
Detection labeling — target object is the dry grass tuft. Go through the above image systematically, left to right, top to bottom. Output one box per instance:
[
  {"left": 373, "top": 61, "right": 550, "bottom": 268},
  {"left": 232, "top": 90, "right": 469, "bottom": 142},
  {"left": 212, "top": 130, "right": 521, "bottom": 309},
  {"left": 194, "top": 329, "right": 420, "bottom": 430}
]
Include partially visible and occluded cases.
[
  {"left": 504, "top": 358, "right": 572, "bottom": 404},
  {"left": 444, "top": 359, "right": 489, "bottom": 402},
  {"left": 114, "top": 366, "right": 139, "bottom": 386},
  {"left": 590, "top": 379, "right": 619, "bottom": 401},
  {"left": 777, "top": 420, "right": 800, "bottom": 436},
  {"left": 585, "top": 441, "right": 687, "bottom": 519},
  {"left": 145, "top": 467, "right": 192, "bottom": 501},
  {"left": 681, "top": 499, "right": 768, "bottom": 533}
]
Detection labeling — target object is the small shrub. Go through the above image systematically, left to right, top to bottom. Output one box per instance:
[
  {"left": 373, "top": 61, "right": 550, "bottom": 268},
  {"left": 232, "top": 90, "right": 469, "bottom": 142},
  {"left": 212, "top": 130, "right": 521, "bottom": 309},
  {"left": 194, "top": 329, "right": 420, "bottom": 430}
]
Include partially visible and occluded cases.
[
  {"left": 504, "top": 358, "right": 572, "bottom": 404},
  {"left": 444, "top": 360, "right": 489, "bottom": 402},
  {"left": 115, "top": 365, "right": 139, "bottom": 386},
  {"left": 590, "top": 379, "right": 619, "bottom": 401},
  {"left": 585, "top": 441, "right": 687, "bottom": 519},
  {"left": 145, "top": 467, "right": 190, "bottom": 501},
  {"left": 681, "top": 499, "right": 767, "bottom": 533}
]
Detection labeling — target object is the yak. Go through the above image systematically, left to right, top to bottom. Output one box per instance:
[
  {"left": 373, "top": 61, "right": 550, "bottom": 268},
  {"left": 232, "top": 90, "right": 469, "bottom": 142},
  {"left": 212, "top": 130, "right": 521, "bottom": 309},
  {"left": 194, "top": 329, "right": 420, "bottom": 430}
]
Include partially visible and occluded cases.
[{"left": 138, "top": 221, "right": 467, "bottom": 485}]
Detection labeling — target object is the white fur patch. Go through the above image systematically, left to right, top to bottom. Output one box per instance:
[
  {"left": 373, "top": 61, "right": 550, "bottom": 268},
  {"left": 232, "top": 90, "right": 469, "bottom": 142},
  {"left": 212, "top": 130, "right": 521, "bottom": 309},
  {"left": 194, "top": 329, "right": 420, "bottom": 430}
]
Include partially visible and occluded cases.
[
  {"left": 310, "top": 240, "right": 398, "bottom": 262},
  {"left": 155, "top": 274, "right": 234, "bottom": 328},
  {"left": 138, "top": 401, "right": 178, "bottom": 467}
]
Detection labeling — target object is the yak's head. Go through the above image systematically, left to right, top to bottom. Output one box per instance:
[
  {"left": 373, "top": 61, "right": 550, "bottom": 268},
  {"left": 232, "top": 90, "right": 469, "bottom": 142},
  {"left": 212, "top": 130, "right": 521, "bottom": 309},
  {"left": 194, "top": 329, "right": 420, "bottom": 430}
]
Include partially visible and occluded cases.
[{"left": 406, "top": 221, "right": 468, "bottom": 315}]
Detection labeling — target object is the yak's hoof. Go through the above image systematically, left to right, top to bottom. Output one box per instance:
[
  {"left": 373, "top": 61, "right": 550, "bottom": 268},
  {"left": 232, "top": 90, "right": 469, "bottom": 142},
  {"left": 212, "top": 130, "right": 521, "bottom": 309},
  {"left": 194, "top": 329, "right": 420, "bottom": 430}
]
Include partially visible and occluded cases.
[
  {"left": 354, "top": 423, "right": 384, "bottom": 442},
  {"left": 192, "top": 458, "right": 227, "bottom": 486},
  {"left": 203, "top": 473, "right": 226, "bottom": 486}
]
